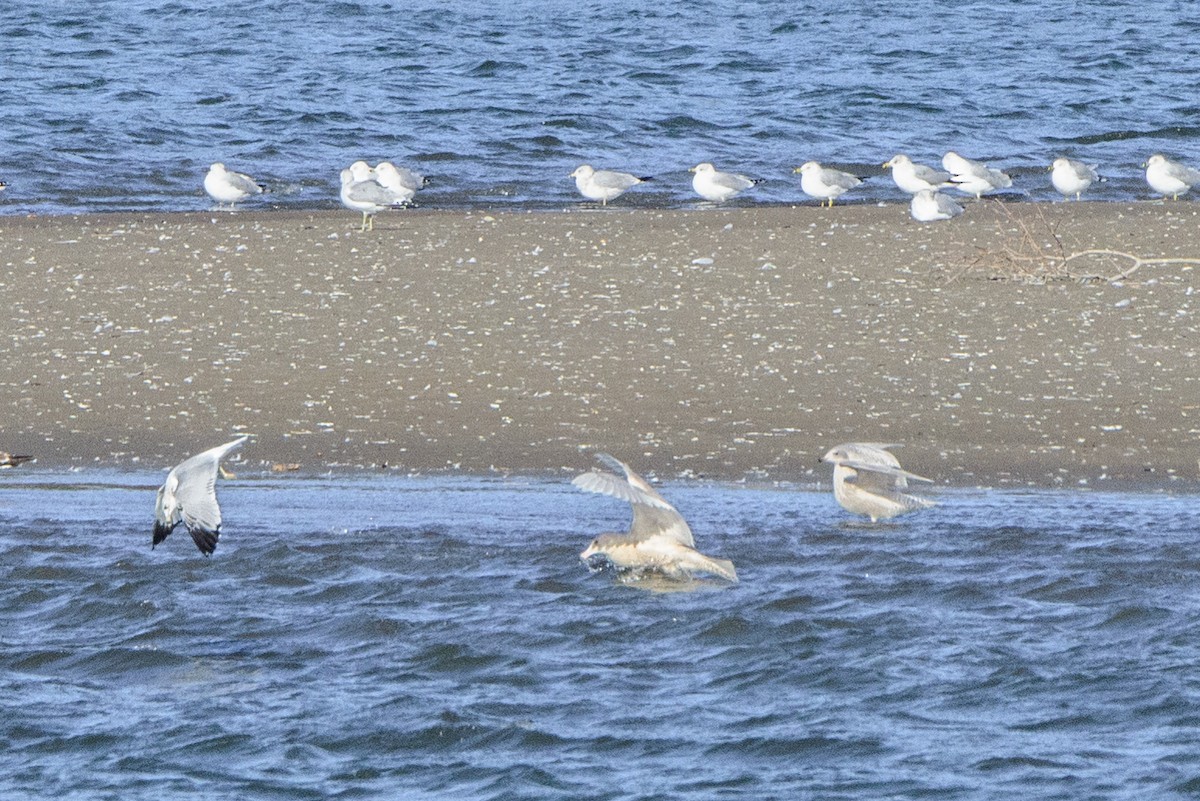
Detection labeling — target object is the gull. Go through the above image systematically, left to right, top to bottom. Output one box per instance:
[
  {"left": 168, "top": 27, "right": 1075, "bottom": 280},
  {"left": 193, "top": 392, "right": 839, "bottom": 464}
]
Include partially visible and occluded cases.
[
  {"left": 942, "top": 151, "right": 1012, "bottom": 198},
  {"left": 882, "top": 154, "right": 953, "bottom": 194},
  {"left": 1144, "top": 154, "right": 1200, "bottom": 200},
  {"left": 1050, "top": 158, "right": 1099, "bottom": 200},
  {"left": 348, "top": 160, "right": 376, "bottom": 183},
  {"left": 374, "top": 161, "right": 426, "bottom": 203},
  {"left": 794, "top": 161, "right": 862, "bottom": 206},
  {"left": 690, "top": 162, "right": 762, "bottom": 203},
  {"left": 203, "top": 163, "right": 266, "bottom": 208},
  {"left": 569, "top": 164, "right": 650, "bottom": 205},
  {"left": 340, "top": 168, "right": 407, "bottom": 231},
  {"left": 0, "top": 180, "right": 7, "bottom": 192},
  {"left": 910, "top": 189, "right": 963, "bottom": 222},
  {"left": 153, "top": 436, "right": 247, "bottom": 556},
  {"left": 820, "top": 443, "right": 936, "bottom": 522},
  {"left": 0, "top": 451, "right": 33, "bottom": 468},
  {"left": 573, "top": 453, "right": 738, "bottom": 583}
]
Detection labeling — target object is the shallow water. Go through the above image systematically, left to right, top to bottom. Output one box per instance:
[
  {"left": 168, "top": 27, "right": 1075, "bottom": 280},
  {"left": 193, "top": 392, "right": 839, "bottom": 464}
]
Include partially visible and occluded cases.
[
  {"left": 2, "top": 0, "right": 1199, "bottom": 214},
  {"left": 2, "top": 472, "right": 1198, "bottom": 799}
]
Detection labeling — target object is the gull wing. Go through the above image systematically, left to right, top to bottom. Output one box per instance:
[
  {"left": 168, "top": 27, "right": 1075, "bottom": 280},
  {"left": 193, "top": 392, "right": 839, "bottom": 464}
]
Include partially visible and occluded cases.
[
  {"left": 1165, "top": 160, "right": 1200, "bottom": 185},
  {"left": 913, "top": 162, "right": 952, "bottom": 184},
  {"left": 823, "top": 167, "right": 862, "bottom": 189},
  {"left": 226, "top": 170, "right": 263, "bottom": 195},
  {"left": 591, "top": 170, "right": 642, "bottom": 191},
  {"left": 713, "top": 170, "right": 755, "bottom": 191},
  {"left": 348, "top": 180, "right": 406, "bottom": 206},
  {"left": 171, "top": 436, "right": 247, "bottom": 555},
  {"left": 828, "top": 442, "right": 933, "bottom": 487},
  {"left": 572, "top": 453, "right": 695, "bottom": 547}
]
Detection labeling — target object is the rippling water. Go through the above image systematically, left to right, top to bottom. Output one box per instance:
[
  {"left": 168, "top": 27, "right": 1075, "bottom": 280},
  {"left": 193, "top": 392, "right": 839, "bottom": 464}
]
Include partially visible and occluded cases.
[
  {"left": 2, "top": 0, "right": 1200, "bottom": 213},
  {"left": 3, "top": 472, "right": 1199, "bottom": 799}
]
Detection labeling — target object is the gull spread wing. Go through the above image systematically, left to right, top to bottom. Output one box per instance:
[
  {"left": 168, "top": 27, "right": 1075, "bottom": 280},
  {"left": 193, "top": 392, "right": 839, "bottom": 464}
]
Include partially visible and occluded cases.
[
  {"left": 155, "top": 436, "right": 247, "bottom": 555},
  {"left": 825, "top": 442, "right": 933, "bottom": 486},
  {"left": 572, "top": 453, "right": 695, "bottom": 547}
]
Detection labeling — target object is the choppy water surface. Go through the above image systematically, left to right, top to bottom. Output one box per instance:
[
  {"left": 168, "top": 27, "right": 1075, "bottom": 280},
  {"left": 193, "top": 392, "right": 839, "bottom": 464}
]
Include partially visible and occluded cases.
[
  {"left": 2, "top": 0, "right": 1200, "bottom": 213},
  {"left": 2, "top": 472, "right": 1199, "bottom": 799}
]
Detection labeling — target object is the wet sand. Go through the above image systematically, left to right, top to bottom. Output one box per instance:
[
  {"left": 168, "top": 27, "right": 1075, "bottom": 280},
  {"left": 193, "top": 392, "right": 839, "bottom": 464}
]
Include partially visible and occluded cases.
[{"left": 2, "top": 202, "right": 1199, "bottom": 487}]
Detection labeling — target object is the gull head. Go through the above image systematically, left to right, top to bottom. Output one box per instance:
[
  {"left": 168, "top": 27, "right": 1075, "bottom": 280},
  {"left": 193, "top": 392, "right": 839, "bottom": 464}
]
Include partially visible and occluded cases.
[
  {"left": 1144, "top": 154, "right": 1166, "bottom": 169},
  {"left": 349, "top": 160, "right": 375, "bottom": 182},
  {"left": 793, "top": 161, "right": 820, "bottom": 175},
  {"left": 690, "top": 163, "right": 715, "bottom": 175},
  {"left": 570, "top": 164, "right": 595, "bottom": 179},
  {"left": 820, "top": 445, "right": 847, "bottom": 465},
  {"left": 580, "top": 534, "right": 620, "bottom": 567}
]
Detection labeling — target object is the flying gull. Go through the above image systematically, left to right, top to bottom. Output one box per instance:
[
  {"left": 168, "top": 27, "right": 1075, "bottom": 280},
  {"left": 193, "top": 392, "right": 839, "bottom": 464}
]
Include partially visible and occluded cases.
[{"left": 153, "top": 436, "right": 248, "bottom": 556}]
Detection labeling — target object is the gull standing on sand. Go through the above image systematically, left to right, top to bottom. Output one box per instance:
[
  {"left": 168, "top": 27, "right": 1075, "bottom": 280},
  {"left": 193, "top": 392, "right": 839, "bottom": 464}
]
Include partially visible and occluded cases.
[
  {"left": 942, "top": 151, "right": 1012, "bottom": 198},
  {"left": 882, "top": 154, "right": 953, "bottom": 194},
  {"left": 1144, "top": 154, "right": 1200, "bottom": 200},
  {"left": 1050, "top": 158, "right": 1099, "bottom": 200},
  {"left": 374, "top": 161, "right": 426, "bottom": 203},
  {"left": 794, "top": 161, "right": 862, "bottom": 206},
  {"left": 690, "top": 162, "right": 762, "bottom": 203},
  {"left": 203, "top": 163, "right": 266, "bottom": 208},
  {"left": 568, "top": 164, "right": 650, "bottom": 205},
  {"left": 340, "top": 168, "right": 408, "bottom": 231},
  {"left": 910, "top": 189, "right": 963, "bottom": 222},
  {"left": 153, "top": 436, "right": 247, "bottom": 556},
  {"left": 821, "top": 443, "right": 936, "bottom": 522},
  {"left": 574, "top": 453, "right": 738, "bottom": 583}
]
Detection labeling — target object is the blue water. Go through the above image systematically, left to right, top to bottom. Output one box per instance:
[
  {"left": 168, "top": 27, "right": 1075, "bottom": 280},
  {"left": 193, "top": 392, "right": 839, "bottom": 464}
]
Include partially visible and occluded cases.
[
  {"left": 2, "top": 0, "right": 1200, "bottom": 214},
  {"left": 3, "top": 471, "right": 1200, "bottom": 799}
]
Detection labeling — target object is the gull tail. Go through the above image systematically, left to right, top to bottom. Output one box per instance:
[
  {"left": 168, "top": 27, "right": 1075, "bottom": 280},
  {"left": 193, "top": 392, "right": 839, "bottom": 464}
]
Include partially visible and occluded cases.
[{"left": 682, "top": 550, "right": 738, "bottom": 583}]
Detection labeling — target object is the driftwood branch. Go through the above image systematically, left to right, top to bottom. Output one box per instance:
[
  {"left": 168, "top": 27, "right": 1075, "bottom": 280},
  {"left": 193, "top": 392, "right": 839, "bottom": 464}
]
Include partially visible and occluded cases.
[{"left": 948, "top": 202, "right": 1200, "bottom": 283}]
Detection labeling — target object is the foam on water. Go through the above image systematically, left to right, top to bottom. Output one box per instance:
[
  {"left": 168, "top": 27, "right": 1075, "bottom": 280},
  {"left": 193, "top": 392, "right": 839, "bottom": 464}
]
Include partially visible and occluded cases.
[
  {"left": 2, "top": 1, "right": 1200, "bottom": 213},
  {"left": 2, "top": 472, "right": 1199, "bottom": 799}
]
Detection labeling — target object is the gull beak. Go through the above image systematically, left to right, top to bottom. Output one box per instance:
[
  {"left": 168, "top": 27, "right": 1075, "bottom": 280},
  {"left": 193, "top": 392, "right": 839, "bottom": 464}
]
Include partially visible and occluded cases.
[
  {"left": 688, "top": 166, "right": 698, "bottom": 173},
  {"left": 792, "top": 166, "right": 802, "bottom": 174}
]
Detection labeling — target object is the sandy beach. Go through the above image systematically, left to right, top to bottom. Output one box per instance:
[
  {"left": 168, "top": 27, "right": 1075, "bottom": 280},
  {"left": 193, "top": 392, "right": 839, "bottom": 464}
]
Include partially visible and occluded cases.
[{"left": 2, "top": 201, "right": 1199, "bottom": 487}]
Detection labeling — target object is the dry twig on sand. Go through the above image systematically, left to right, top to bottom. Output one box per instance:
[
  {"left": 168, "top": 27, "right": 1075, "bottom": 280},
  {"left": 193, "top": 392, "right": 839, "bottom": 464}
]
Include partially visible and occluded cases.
[{"left": 950, "top": 202, "right": 1200, "bottom": 283}]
